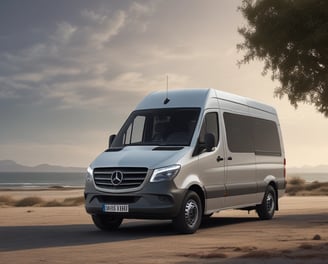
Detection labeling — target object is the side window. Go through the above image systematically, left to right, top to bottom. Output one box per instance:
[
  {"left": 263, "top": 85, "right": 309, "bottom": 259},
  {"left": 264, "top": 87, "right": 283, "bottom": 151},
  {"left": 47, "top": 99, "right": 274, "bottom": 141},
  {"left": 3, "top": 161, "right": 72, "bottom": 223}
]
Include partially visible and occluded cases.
[
  {"left": 199, "top": 112, "right": 219, "bottom": 146},
  {"left": 201, "top": 112, "right": 219, "bottom": 145},
  {"left": 223, "top": 112, "right": 253, "bottom": 153},
  {"left": 223, "top": 112, "right": 281, "bottom": 156},
  {"left": 253, "top": 118, "right": 281, "bottom": 156}
]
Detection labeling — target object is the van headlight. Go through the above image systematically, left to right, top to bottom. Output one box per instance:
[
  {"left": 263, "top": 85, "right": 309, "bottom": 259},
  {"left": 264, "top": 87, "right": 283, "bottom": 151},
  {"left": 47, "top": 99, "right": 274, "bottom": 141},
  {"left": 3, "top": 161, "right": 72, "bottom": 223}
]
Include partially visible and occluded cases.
[
  {"left": 150, "top": 165, "right": 181, "bottom": 183},
  {"left": 86, "top": 166, "right": 93, "bottom": 182}
]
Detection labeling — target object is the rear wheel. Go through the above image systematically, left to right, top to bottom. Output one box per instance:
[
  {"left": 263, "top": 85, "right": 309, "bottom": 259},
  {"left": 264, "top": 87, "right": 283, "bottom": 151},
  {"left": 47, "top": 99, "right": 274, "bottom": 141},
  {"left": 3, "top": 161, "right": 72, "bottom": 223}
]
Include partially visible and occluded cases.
[
  {"left": 256, "top": 185, "right": 276, "bottom": 220},
  {"left": 173, "top": 191, "right": 202, "bottom": 234},
  {"left": 92, "top": 214, "right": 123, "bottom": 231}
]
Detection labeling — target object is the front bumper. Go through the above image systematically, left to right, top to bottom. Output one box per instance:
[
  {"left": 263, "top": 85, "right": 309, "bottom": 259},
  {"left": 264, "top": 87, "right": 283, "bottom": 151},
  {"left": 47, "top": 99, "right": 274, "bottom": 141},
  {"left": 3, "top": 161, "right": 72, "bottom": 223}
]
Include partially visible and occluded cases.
[{"left": 84, "top": 181, "right": 187, "bottom": 219}]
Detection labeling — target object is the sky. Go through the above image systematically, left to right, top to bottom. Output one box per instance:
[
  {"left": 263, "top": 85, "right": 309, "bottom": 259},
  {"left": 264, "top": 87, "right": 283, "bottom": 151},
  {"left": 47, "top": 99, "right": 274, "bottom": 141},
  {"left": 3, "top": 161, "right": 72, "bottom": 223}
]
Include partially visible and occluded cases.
[{"left": 0, "top": 0, "right": 327, "bottom": 168}]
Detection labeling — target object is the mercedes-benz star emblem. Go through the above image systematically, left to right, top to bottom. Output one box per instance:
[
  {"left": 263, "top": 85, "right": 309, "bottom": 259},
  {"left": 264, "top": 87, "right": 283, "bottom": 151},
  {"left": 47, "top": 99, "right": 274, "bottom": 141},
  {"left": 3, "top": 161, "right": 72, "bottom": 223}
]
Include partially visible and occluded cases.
[{"left": 110, "top": 171, "right": 124, "bottom": 186}]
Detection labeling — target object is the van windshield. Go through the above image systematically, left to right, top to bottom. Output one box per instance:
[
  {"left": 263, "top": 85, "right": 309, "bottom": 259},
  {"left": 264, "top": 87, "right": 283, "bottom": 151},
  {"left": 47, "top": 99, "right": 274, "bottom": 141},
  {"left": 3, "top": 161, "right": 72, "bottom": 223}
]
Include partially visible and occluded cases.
[{"left": 110, "top": 108, "right": 201, "bottom": 148}]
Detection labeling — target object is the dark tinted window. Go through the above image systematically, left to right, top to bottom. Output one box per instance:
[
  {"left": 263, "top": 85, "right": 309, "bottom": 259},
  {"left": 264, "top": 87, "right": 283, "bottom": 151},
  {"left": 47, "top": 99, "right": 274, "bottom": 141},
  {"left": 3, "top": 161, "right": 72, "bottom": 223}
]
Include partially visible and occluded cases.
[
  {"left": 223, "top": 112, "right": 281, "bottom": 156},
  {"left": 223, "top": 113, "right": 253, "bottom": 152},
  {"left": 253, "top": 117, "right": 281, "bottom": 156}
]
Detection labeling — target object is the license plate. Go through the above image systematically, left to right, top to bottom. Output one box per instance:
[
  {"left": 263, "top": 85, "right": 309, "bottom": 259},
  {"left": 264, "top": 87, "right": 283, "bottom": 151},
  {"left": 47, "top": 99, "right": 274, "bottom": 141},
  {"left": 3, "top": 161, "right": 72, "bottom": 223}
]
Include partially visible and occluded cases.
[{"left": 102, "top": 204, "right": 129, "bottom": 213}]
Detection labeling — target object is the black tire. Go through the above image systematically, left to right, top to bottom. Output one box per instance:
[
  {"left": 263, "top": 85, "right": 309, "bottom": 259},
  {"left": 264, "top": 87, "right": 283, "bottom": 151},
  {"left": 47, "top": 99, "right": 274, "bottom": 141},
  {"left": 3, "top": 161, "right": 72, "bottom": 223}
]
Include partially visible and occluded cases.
[
  {"left": 256, "top": 185, "right": 276, "bottom": 220},
  {"left": 173, "top": 191, "right": 202, "bottom": 234},
  {"left": 92, "top": 214, "right": 123, "bottom": 231}
]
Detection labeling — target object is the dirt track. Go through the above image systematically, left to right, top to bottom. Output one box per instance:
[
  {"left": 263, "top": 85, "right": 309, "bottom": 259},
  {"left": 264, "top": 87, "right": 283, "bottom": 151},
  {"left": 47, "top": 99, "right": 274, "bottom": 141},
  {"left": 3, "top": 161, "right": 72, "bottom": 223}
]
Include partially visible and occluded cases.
[{"left": 0, "top": 196, "right": 327, "bottom": 264}]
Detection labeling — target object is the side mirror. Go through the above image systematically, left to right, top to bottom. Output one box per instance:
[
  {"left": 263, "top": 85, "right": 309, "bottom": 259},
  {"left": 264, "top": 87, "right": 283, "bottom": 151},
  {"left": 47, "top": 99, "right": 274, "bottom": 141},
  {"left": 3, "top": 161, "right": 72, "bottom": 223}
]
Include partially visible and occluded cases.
[
  {"left": 204, "top": 133, "right": 215, "bottom": 152},
  {"left": 108, "top": 134, "right": 116, "bottom": 148}
]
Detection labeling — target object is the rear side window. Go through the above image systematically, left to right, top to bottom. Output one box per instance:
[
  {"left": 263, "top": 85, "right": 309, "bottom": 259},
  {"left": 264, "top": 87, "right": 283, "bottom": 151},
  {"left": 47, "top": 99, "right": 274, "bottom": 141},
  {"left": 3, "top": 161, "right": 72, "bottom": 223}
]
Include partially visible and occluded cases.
[
  {"left": 223, "top": 112, "right": 281, "bottom": 156},
  {"left": 252, "top": 117, "right": 281, "bottom": 156}
]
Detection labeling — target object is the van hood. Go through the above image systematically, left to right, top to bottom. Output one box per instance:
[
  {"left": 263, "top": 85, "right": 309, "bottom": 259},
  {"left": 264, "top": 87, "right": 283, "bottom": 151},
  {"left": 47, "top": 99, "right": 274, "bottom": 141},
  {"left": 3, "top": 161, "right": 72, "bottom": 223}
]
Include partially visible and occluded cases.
[{"left": 90, "top": 146, "right": 191, "bottom": 169}]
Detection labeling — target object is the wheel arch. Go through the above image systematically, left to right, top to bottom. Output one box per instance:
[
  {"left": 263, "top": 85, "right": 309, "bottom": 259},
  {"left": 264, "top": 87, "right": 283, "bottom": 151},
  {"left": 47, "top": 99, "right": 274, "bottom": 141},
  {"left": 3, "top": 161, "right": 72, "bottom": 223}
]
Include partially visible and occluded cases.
[
  {"left": 263, "top": 175, "right": 279, "bottom": 211},
  {"left": 268, "top": 180, "right": 279, "bottom": 210},
  {"left": 188, "top": 184, "right": 205, "bottom": 214}
]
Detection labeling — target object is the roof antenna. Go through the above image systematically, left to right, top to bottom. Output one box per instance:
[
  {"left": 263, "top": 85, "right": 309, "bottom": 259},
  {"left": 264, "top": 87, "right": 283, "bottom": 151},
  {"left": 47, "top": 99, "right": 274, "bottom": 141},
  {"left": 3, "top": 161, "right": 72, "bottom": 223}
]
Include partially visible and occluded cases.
[{"left": 164, "top": 75, "right": 170, "bottom": 104}]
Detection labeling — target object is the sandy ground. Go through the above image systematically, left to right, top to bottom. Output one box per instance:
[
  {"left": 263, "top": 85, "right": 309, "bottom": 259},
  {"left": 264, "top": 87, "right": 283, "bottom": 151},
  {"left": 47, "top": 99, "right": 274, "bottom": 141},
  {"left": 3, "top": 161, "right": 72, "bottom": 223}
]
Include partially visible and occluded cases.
[
  {"left": 0, "top": 188, "right": 84, "bottom": 200},
  {"left": 0, "top": 194, "right": 327, "bottom": 264}
]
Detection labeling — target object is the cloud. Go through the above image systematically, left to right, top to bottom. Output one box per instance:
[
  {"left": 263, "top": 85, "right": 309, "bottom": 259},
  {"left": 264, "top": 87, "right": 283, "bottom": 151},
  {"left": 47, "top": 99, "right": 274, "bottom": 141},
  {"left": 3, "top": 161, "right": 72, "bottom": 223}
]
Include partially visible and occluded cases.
[
  {"left": 0, "top": 0, "right": 196, "bottom": 115},
  {"left": 0, "top": 0, "right": 255, "bottom": 167},
  {"left": 0, "top": 3, "right": 152, "bottom": 109},
  {"left": 81, "top": 9, "right": 108, "bottom": 24},
  {"left": 88, "top": 10, "right": 126, "bottom": 47},
  {"left": 51, "top": 22, "right": 77, "bottom": 44},
  {"left": 108, "top": 72, "right": 190, "bottom": 92}
]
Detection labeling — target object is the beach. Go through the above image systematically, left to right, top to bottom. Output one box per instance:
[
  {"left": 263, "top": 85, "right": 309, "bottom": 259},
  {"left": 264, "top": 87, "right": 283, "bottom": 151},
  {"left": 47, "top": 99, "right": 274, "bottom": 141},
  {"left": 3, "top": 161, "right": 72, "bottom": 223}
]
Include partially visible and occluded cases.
[
  {"left": 0, "top": 188, "right": 84, "bottom": 200},
  {"left": 0, "top": 189, "right": 327, "bottom": 264}
]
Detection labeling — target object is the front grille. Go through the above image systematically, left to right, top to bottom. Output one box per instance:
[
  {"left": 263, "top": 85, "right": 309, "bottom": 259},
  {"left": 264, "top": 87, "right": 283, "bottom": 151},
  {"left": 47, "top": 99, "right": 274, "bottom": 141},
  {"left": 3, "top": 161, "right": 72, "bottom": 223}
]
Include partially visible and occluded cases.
[{"left": 93, "top": 167, "right": 148, "bottom": 190}]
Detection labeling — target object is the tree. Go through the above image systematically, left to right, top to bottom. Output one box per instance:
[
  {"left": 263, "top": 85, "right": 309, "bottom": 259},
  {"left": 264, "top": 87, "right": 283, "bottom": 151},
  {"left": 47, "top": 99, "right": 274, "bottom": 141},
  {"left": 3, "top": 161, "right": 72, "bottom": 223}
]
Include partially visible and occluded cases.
[{"left": 238, "top": 0, "right": 328, "bottom": 116}]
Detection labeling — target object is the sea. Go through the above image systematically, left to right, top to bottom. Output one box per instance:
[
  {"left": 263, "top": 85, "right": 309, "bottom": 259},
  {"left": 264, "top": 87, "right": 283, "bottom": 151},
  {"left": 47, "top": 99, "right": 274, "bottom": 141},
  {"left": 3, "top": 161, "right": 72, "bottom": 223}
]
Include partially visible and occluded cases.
[
  {"left": 0, "top": 171, "right": 327, "bottom": 190},
  {"left": 0, "top": 172, "right": 85, "bottom": 189}
]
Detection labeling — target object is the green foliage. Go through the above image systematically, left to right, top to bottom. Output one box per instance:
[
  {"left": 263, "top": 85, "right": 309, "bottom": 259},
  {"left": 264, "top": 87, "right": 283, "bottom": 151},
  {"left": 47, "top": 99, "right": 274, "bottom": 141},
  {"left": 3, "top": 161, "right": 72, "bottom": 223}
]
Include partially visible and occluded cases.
[{"left": 238, "top": 0, "right": 328, "bottom": 116}]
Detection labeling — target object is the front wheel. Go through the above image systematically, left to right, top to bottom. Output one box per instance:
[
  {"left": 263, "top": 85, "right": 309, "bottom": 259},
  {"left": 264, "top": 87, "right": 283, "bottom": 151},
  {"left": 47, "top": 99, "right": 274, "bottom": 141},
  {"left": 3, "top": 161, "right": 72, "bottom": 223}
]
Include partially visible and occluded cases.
[
  {"left": 256, "top": 185, "right": 276, "bottom": 220},
  {"left": 173, "top": 191, "right": 202, "bottom": 234},
  {"left": 92, "top": 214, "right": 123, "bottom": 231}
]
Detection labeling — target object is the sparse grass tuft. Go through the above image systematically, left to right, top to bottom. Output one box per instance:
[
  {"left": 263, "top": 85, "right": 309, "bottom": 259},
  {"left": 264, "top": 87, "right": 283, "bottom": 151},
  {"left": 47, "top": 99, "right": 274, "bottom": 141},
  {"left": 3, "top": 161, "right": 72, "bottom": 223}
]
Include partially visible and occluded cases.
[
  {"left": 286, "top": 177, "right": 328, "bottom": 196},
  {"left": 288, "top": 177, "right": 306, "bottom": 186},
  {"left": 0, "top": 195, "right": 84, "bottom": 207},
  {"left": 0, "top": 195, "right": 16, "bottom": 206},
  {"left": 62, "top": 196, "right": 84, "bottom": 206},
  {"left": 15, "top": 197, "right": 44, "bottom": 207},
  {"left": 43, "top": 200, "right": 62, "bottom": 207}
]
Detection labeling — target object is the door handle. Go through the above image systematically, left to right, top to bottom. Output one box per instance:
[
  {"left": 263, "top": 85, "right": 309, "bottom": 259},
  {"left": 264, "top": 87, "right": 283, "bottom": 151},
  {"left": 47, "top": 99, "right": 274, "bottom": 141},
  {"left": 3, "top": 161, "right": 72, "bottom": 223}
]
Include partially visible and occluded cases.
[
  {"left": 217, "top": 156, "right": 224, "bottom": 162},
  {"left": 227, "top": 156, "right": 232, "bottom": 160}
]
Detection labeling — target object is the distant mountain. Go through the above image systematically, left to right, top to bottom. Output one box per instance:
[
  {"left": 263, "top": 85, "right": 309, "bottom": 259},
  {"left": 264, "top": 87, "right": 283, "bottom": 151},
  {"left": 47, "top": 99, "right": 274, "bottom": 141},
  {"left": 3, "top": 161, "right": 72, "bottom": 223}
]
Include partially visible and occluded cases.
[
  {"left": 0, "top": 160, "right": 85, "bottom": 173},
  {"left": 288, "top": 165, "right": 328, "bottom": 174}
]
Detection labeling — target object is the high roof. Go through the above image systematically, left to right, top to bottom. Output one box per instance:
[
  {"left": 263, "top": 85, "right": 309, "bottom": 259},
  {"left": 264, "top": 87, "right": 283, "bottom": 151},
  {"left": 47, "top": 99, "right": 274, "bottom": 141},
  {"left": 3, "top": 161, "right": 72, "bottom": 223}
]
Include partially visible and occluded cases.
[
  {"left": 136, "top": 88, "right": 276, "bottom": 114},
  {"left": 136, "top": 89, "right": 214, "bottom": 109}
]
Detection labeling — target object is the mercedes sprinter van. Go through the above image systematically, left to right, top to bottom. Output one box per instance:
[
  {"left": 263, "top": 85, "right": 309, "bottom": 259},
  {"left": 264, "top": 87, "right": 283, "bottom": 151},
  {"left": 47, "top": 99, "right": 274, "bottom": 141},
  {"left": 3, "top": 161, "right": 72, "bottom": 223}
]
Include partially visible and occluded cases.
[{"left": 85, "top": 89, "right": 286, "bottom": 234}]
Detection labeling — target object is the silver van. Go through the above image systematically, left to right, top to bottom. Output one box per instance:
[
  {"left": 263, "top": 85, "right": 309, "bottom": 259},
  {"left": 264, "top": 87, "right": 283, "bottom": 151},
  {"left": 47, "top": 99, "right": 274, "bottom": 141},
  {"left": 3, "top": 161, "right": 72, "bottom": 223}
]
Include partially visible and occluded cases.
[{"left": 85, "top": 89, "right": 286, "bottom": 233}]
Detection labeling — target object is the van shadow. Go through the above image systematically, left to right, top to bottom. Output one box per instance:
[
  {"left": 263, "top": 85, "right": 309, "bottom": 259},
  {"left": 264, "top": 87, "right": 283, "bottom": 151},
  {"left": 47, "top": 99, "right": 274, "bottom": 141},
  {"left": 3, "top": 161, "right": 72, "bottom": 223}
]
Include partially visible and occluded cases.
[
  {"left": 0, "top": 217, "right": 258, "bottom": 252},
  {"left": 0, "top": 221, "right": 173, "bottom": 252}
]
